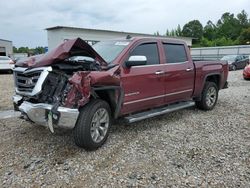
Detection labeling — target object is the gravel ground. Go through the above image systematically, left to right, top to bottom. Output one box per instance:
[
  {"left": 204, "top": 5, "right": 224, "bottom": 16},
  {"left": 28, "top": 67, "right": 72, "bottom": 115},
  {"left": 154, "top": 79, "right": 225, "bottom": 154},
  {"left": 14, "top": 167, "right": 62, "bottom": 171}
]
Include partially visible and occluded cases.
[
  {"left": 0, "top": 71, "right": 249, "bottom": 187},
  {"left": 0, "top": 73, "right": 14, "bottom": 111}
]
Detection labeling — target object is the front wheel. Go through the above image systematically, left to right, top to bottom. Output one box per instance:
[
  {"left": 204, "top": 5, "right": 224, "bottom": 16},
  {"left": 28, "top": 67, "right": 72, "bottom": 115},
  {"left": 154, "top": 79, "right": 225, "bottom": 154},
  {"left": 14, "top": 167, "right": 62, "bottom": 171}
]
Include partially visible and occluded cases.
[
  {"left": 231, "top": 64, "right": 237, "bottom": 71},
  {"left": 196, "top": 82, "right": 218, "bottom": 111},
  {"left": 73, "top": 99, "right": 111, "bottom": 150}
]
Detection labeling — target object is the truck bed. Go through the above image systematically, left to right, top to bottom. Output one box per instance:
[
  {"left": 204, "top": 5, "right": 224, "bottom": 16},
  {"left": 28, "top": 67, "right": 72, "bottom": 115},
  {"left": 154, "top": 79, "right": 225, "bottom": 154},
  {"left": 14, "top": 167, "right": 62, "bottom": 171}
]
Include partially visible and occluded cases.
[{"left": 192, "top": 60, "right": 228, "bottom": 98}]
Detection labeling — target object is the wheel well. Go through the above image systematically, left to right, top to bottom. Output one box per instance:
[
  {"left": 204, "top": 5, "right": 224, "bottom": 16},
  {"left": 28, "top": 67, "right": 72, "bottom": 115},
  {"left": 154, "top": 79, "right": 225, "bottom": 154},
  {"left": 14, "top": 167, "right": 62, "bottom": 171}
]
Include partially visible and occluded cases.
[
  {"left": 205, "top": 75, "right": 220, "bottom": 88},
  {"left": 93, "top": 90, "right": 117, "bottom": 117}
]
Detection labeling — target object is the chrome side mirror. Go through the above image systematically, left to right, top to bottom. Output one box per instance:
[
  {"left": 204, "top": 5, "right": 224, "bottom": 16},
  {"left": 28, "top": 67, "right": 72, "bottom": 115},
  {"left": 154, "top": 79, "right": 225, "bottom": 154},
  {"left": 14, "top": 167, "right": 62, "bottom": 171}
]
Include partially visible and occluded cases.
[{"left": 125, "top": 55, "right": 147, "bottom": 67}]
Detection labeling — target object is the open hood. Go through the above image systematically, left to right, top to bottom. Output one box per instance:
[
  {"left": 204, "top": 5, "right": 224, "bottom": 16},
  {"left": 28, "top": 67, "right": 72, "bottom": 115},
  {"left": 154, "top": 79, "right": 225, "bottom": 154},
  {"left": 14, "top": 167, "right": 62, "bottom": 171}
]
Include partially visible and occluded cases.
[{"left": 16, "top": 38, "right": 108, "bottom": 68}]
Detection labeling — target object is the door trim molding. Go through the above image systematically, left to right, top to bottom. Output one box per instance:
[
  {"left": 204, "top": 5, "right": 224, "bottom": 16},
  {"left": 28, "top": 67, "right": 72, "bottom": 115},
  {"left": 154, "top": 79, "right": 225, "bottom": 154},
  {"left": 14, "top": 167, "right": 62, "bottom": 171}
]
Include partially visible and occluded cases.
[{"left": 124, "top": 89, "right": 192, "bottom": 105}]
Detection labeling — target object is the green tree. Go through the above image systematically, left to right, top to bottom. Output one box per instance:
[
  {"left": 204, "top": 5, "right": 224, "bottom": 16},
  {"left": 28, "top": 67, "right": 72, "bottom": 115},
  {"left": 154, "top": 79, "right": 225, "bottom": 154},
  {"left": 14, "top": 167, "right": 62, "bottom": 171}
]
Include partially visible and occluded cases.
[
  {"left": 159, "top": 10, "right": 250, "bottom": 46},
  {"left": 237, "top": 10, "right": 249, "bottom": 28},
  {"left": 216, "top": 12, "right": 241, "bottom": 40},
  {"left": 182, "top": 20, "right": 203, "bottom": 43},
  {"left": 203, "top": 20, "right": 217, "bottom": 41},
  {"left": 175, "top": 24, "right": 182, "bottom": 36},
  {"left": 165, "top": 25, "right": 182, "bottom": 37},
  {"left": 238, "top": 27, "right": 250, "bottom": 44},
  {"left": 166, "top": 29, "right": 170, "bottom": 36},
  {"left": 170, "top": 29, "right": 175, "bottom": 36},
  {"left": 154, "top": 31, "right": 160, "bottom": 36},
  {"left": 199, "top": 37, "right": 215, "bottom": 47},
  {"left": 214, "top": 37, "right": 236, "bottom": 46},
  {"left": 13, "top": 46, "right": 18, "bottom": 53},
  {"left": 13, "top": 46, "right": 46, "bottom": 54},
  {"left": 34, "top": 46, "right": 45, "bottom": 54},
  {"left": 17, "top": 47, "right": 29, "bottom": 53}
]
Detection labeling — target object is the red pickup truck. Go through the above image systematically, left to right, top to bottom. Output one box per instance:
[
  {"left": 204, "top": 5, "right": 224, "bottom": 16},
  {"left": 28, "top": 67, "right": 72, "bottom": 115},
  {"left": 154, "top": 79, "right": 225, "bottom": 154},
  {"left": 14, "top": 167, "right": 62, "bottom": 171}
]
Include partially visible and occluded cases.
[{"left": 13, "top": 37, "right": 228, "bottom": 150}]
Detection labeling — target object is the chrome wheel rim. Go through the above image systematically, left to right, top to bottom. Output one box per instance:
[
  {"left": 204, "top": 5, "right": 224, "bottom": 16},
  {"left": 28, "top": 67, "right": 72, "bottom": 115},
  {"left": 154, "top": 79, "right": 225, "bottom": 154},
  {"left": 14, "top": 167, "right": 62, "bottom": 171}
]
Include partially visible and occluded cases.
[
  {"left": 205, "top": 87, "right": 217, "bottom": 107},
  {"left": 90, "top": 108, "right": 109, "bottom": 143}
]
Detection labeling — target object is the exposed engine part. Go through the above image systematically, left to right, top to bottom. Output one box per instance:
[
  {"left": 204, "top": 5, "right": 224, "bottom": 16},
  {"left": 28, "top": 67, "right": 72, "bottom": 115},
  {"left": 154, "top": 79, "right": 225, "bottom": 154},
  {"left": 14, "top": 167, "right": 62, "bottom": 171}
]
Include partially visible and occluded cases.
[
  {"left": 52, "top": 59, "right": 101, "bottom": 74},
  {"left": 13, "top": 60, "right": 121, "bottom": 111},
  {"left": 35, "top": 71, "right": 69, "bottom": 105}
]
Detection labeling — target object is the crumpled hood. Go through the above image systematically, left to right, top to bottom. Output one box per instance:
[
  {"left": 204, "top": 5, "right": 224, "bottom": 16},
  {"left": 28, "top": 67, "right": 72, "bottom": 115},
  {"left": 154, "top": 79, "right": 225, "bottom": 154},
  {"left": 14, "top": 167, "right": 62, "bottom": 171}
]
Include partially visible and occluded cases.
[{"left": 15, "top": 38, "right": 108, "bottom": 68}]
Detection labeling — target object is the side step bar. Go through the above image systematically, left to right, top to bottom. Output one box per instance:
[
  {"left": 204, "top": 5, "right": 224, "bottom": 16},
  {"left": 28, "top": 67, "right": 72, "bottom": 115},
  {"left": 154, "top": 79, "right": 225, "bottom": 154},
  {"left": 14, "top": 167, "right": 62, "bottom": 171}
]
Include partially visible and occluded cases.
[{"left": 124, "top": 101, "right": 195, "bottom": 123}]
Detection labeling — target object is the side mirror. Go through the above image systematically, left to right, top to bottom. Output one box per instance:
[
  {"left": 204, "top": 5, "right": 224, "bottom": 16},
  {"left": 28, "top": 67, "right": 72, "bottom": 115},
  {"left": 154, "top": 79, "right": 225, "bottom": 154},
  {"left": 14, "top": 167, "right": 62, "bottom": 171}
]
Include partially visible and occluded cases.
[{"left": 125, "top": 56, "right": 147, "bottom": 67}]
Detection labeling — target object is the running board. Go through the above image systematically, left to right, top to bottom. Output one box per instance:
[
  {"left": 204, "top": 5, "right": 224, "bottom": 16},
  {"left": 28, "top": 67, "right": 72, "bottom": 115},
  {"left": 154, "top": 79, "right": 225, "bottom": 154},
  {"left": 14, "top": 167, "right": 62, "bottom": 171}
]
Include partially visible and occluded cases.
[{"left": 124, "top": 101, "right": 195, "bottom": 123}]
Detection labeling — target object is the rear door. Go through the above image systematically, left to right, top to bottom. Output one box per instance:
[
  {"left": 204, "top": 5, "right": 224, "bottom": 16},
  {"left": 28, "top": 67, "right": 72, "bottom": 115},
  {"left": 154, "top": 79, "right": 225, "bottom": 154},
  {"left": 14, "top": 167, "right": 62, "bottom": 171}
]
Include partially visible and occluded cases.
[
  {"left": 121, "top": 41, "right": 165, "bottom": 114},
  {"left": 162, "top": 43, "right": 195, "bottom": 104},
  {"left": 242, "top": 55, "right": 249, "bottom": 67}
]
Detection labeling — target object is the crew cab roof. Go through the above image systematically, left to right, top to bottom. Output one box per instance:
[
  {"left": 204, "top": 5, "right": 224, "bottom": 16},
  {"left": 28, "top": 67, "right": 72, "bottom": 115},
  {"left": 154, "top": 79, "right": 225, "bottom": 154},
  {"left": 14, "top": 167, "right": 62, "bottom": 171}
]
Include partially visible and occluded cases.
[{"left": 128, "top": 36, "right": 187, "bottom": 45}]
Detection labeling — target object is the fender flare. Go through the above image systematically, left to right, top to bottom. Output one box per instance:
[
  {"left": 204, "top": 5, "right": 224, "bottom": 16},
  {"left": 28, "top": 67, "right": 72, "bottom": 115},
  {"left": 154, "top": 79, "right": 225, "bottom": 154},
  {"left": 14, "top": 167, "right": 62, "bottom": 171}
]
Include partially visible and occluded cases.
[
  {"left": 194, "top": 73, "right": 221, "bottom": 101},
  {"left": 201, "top": 73, "right": 221, "bottom": 89},
  {"left": 92, "top": 86, "right": 124, "bottom": 119}
]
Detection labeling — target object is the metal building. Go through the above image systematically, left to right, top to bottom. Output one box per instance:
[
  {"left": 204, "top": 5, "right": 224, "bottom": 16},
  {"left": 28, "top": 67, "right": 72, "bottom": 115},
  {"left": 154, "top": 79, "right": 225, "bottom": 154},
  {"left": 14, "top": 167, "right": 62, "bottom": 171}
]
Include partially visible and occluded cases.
[
  {"left": 46, "top": 26, "right": 193, "bottom": 51},
  {"left": 0, "top": 39, "right": 13, "bottom": 57},
  {"left": 191, "top": 45, "right": 250, "bottom": 60}
]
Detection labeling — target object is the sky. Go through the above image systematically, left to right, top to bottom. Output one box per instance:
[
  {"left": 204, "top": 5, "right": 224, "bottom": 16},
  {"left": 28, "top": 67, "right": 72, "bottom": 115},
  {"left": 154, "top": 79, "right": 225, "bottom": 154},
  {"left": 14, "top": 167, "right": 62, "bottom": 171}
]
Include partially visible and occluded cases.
[{"left": 0, "top": 0, "right": 249, "bottom": 48}]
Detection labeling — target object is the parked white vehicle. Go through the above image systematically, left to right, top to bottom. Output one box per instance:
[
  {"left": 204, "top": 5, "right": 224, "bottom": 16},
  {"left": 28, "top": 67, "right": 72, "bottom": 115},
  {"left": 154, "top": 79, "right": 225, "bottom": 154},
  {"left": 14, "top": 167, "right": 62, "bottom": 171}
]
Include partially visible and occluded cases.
[{"left": 0, "top": 56, "right": 14, "bottom": 71}]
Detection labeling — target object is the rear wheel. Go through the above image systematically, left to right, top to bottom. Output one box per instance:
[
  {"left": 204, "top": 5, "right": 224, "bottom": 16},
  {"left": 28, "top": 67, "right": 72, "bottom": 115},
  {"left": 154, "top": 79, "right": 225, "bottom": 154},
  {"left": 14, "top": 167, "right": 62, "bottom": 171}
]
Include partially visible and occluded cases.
[
  {"left": 196, "top": 82, "right": 218, "bottom": 110},
  {"left": 73, "top": 99, "right": 111, "bottom": 150}
]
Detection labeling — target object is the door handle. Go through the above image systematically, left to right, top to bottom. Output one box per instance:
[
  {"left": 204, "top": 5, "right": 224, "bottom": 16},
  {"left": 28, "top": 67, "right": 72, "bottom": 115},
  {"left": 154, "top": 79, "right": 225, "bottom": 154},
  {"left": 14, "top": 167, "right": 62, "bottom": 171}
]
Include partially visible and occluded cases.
[
  {"left": 186, "top": 68, "right": 193, "bottom": 72},
  {"left": 155, "top": 70, "right": 165, "bottom": 75}
]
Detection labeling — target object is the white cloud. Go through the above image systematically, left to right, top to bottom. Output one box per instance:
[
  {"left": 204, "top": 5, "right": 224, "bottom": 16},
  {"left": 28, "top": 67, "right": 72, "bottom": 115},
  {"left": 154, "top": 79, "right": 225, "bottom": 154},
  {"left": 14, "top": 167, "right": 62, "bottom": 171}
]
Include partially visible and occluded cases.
[{"left": 0, "top": 0, "right": 249, "bottom": 47}]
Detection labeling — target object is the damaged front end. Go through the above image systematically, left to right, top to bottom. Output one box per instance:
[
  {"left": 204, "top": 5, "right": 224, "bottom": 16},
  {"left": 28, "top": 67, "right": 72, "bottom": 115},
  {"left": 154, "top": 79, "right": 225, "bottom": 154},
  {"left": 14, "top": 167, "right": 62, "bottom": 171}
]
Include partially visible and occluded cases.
[
  {"left": 13, "top": 38, "right": 121, "bottom": 132},
  {"left": 13, "top": 66, "right": 80, "bottom": 132}
]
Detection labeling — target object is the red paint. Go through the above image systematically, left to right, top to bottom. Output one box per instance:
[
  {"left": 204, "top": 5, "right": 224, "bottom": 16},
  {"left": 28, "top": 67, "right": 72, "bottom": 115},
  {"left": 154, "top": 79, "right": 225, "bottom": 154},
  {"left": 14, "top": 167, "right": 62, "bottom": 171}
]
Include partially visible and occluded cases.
[
  {"left": 16, "top": 37, "right": 229, "bottom": 117},
  {"left": 15, "top": 38, "right": 107, "bottom": 68},
  {"left": 118, "top": 38, "right": 228, "bottom": 115},
  {"left": 243, "top": 64, "right": 250, "bottom": 79},
  {"left": 65, "top": 66, "right": 121, "bottom": 108},
  {"left": 89, "top": 66, "right": 121, "bottom": 86},
  {"left": 65, "top": 72, "right": 91, "bottom": 108}
]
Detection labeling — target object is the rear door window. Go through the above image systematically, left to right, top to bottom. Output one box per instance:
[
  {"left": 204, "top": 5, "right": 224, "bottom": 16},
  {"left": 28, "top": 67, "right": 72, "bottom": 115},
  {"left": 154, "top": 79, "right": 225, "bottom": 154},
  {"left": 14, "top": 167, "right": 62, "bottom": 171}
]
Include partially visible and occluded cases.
[
  {"left": 130, "top": 43, "right": 160, "bottom": 65},
  {"left": 163, "top": 43, "right": 188, "bottom": 63},
  {"left": 237, "top": 56, "right": 243, "bottom": 61}
]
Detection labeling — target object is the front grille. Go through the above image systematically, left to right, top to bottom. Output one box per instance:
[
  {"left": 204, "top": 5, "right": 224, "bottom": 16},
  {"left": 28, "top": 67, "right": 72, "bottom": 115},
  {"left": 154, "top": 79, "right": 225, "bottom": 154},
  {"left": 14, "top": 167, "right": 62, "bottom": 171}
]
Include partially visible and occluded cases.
[
  {"left": 13, "top": 67, "right": 52, "bottom": 96},
  {"left": 15, "top": 71, "right": 41, "bottom": 92}
]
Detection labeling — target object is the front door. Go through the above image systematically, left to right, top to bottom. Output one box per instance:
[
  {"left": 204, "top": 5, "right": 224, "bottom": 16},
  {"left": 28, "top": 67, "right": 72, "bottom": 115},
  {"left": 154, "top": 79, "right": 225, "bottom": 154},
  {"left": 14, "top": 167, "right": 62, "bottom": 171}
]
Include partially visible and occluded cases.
[{"left": 121, "top": 42, "right": 165, "bottom": 115}]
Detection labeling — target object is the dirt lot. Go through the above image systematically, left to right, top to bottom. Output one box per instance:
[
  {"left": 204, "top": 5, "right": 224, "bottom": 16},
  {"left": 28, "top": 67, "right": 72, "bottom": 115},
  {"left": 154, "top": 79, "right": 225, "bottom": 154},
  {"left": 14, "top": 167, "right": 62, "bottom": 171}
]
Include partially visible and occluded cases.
[
  {"left": 0, "top": 71, "right": 249, "bottom": 187},
  {"left": 0, "top": 73, "right": 14, "bottom": 111}
]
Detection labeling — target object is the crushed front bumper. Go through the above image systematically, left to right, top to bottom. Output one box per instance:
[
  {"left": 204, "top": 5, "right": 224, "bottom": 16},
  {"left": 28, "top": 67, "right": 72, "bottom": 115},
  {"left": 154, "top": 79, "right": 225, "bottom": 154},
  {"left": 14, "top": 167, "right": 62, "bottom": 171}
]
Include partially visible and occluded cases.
[{"left": 14, "top": 95, "right": 79, "bottom": 130}]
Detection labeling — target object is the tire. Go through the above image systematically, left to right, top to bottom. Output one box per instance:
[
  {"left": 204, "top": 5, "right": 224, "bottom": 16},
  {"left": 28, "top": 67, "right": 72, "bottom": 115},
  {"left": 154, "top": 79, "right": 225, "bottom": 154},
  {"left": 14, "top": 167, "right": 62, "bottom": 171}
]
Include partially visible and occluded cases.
[
  {"left": 231, "top": 64, "right": 236, "bottom": 71},
  {"left": 244, "top": 77, "right": 250, "bottom": 80},
  {"left": 196, "top": 82, "right": 218, "bottom": 111},
  {"left": 73, "top": 99, "right": 111, "bottom": 150}
]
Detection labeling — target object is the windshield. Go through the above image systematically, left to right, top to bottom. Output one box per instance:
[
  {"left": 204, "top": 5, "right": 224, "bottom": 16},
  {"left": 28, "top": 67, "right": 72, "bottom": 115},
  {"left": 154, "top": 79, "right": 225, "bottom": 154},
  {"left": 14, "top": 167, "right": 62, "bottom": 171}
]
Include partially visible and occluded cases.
[
  {"left": 92, "top": 40, "right": 130, "bottom": 63},
  {"left": 221, "top": 55, "right": 237, "bottom": 61}
]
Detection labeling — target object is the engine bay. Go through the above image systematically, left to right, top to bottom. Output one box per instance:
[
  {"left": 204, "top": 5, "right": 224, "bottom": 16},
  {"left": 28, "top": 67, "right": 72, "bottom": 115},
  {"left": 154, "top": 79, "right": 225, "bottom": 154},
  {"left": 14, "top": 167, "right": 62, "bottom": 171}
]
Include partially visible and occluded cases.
[
  {"left": 14, "top": 51, "right": 121, "bottom": 113},
  {"left": 20, "top": 57, "right": 101, "bottom": 108}
]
